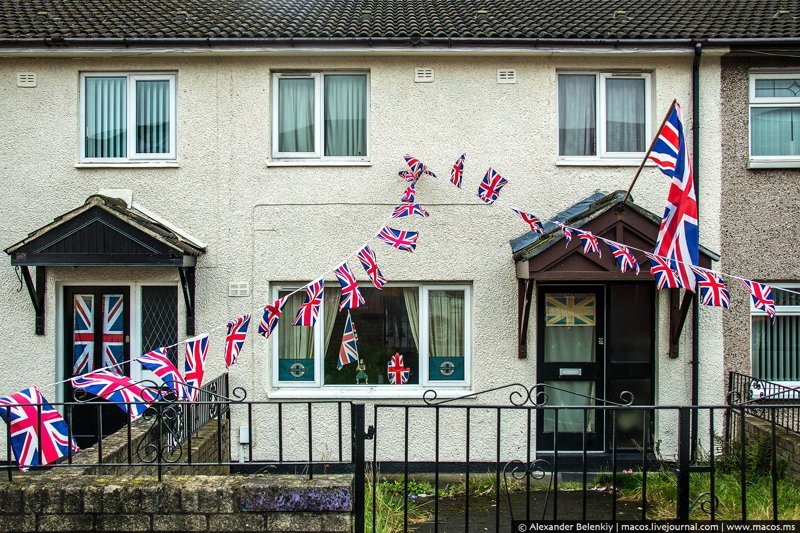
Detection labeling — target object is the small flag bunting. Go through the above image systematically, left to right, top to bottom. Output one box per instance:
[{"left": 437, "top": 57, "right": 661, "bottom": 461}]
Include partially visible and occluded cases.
[
  {"left": 451, "top": 153, "right": 465, "bottom": 188},
  {"left": 403, "top": 154, "right": 436, "bottom": 179},
  {"left": 477, "top": 167, "right": 508, "bottom": 204},
  {"left": 399, "top": 170, "right": 418, "bottom": 183},
  {"left": 401, "top": 184, "right": 416, "bottom": 203},
  {"left": 391, "top": 203, "right": 430, "bottom": 219},
  {"left": 512, "top": 208, "right": 544, "bottom": 234},
  {"left": 559, "top": 223, "right": 573, "bottom": 245},
  {"left": 377, "top": 226, "right": 418, "bottom": 252},
  {"left": 577, "top": 231, "right": 602, "bottom": 257},
  {"left": 607, "top": 243, "right": 640, "bottom": 275},
  {"left": 357, "top": 246, "right": 387, "bottom": 289},
  {"left": 645, "top": 253, "right": 683, "bottom": 290},
  {"left": 334, "top": 263, "right": 365, "bottom": 310},
  {"left": 690, "top": 267, "right": 730, "bottom": 309},
  {"left": 292, "top": 279, "right": 325, "bottom": 327},
  {"left": 741, "top": 279, "right": 776, "bottom": 321},
  {"left": 258, "top": 296, "right": 288, "bottom": 339},
  {"left": 338, "top": 312, "right": 359, "bottom": 369},
  {"left": 224, "top": 314, "right": 250, "bottom": 368},
  {"left": 184, "top": 334, "right": 209, "bottom": 401},
  {"left": 137, "top": 348, "right": 188, "bottom": 400},
  {"left": 387, "top": 353, "right": 410, "bottom": 385},
  {"left": 70, "top": 370, "right": 157, "bottom": 420}
]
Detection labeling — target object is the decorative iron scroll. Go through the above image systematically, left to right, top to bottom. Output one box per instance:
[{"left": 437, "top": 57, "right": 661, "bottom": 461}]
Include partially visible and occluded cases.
[
  {"left": 423, "top": 382, "right": 634, "bottom": 408},
  {"left": 503, "top": 459, "right": 554, "bottom": 521}
]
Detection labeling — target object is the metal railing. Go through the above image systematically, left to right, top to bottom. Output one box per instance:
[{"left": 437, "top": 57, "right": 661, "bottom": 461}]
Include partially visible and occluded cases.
[{"left": 728, "top": 371, "right": 800, "bottom": 435}]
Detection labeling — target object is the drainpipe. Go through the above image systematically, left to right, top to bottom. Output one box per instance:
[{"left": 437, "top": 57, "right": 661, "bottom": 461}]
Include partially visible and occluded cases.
[{"left": 690, "top": 40, "right": 703, "bottom": 461}]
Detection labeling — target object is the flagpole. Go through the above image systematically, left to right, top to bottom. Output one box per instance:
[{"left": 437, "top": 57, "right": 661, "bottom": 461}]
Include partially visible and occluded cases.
[{"left": 622, "top": 99, "right": 677, "bottom": 205}]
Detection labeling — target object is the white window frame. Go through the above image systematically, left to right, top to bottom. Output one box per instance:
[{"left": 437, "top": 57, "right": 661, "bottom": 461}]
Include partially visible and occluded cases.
[
  {"left": 271, "top": 71, "right": 370, "bottom": 163},
  {"left": 556, "top": 71, "right": 652, "bottom": 165},
  {"left": 79, "top": 72, "right": 177, "bottom": 164},
  {"left": 748, "top": 72, "right": 800, "bottom": 166},
  {"left": 749, "top": 282, "right": 800, "bottom": 387},
  {"left": 270, "top": 283, "right": 471, "bottom": 397}
]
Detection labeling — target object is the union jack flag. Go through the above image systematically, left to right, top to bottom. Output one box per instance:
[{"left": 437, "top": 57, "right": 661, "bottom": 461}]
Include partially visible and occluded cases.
[
  {"left": 649, "top": 103, "right": 699, "bottom": 291},
  {"left": 450, "top": 153, "right": 466, "bottom": 188},
  {"left": 403, "top": 154, "right": 436, "bottom": 179},
  {"left": 477, "top": 167, "right": 508, "bottom": 204},
  {"left": 399, "top": 170, "right": 418, "bottom": 183},
  {"left": 401, "top": 184, "right": 416, "bottom": 203},
  {"left": 391, "top": 203, "right": 429, "bottom": 219},
  {"left": 512, "top": 208, "right": 544, "bottom": 234},
  {"left": 559, "top": 223, "right": 573, "bottom": 245},
  {"left": 376, "top": 226, "right": 418, "bottom": 252},
  {"left": 577, "top": 231, "right": 602, "bottom": 257},
  {"left": 607, "top": 242, "right": 640, "bottom": 275},
  {"left": 357, "top": 246, "right": 387, "bottom": 289},
  {"left": 645, "top": 253, "right": 683, "bottom": 290},
  {"left": 334, "top": 262, "right": 365, "bottom": 310},
  {"left": 690, "top": 267, "right": 730, "bottom": 309},
  {"left": 292, "top": 279, "right": 325, "bottom": 327},
  {"left": 740, "top": 279, "right": 776, "bottom": 321},
  {"left": 72, "top": 294, "right": 94, "bottom": 375},
  {"left": 101, "top": 294, "right": 125, "bottom": 374},
  {"left": 258, "top": 296, "right": 288, "bottom": 339},
  {"left": 338, "top": 312, "right": 359, "bottom": 369},
  {"left": 224, "top": 314, "right": 250, "bottom": 368},
  {"left": 184, "top": 334, "right": 209, "bottom": 401},
  {"left": 137, "top": 348, "right": 188, "bottom": 400},
  {"left": 387, "top": 353, "right": 410, "bottom": 385},
  {"left": 71, "top": 370, "right": 156, "bottom": 420},
  {"left": 0, "top": 387, "right": 78, "bottom": 471}
]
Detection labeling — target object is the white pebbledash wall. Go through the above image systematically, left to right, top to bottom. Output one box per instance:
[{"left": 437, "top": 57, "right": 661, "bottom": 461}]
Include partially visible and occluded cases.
[{"left": 0, "top": 51, "right": 724, "bottom": 461}]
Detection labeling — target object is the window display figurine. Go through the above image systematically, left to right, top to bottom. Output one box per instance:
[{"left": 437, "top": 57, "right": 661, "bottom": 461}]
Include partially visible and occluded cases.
[{"left": 355, "top": 359, "right": 369, "bottom": 384}]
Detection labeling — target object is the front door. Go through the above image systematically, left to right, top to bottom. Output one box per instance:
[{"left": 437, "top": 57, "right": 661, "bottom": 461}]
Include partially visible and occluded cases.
[{"left": 64, "top": 286, "right": 130, "bottom": 447}]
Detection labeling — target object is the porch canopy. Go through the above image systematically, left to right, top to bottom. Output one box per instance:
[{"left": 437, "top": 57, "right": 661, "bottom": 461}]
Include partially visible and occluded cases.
[
  {"left": 510, "top": 190, "right": 719, "bottom": 358},
  {"left": 5, "top": 195, "right": 206, "bottom": 335}
]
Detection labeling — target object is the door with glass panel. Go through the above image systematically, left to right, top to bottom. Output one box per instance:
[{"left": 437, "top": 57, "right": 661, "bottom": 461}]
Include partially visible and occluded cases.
[
  {"left": 63, "top": 286, "right": 130, "bottom": 448},
  {"left": 536, "top": 287, "right": 604, "bottom": 451}
]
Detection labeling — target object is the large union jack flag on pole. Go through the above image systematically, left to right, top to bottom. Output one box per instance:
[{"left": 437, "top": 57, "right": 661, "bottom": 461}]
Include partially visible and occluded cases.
[
  {"left": 649, "top": 103, "right": 699, "bottom": 291},
  {"left": 450, "top": 153, "right": 466, "bottom": 188},
  {"left": 477, "top": 167, "right": 508, "bottom": 204},
  {"left": 391, "top": 203, "right": 429, "bottom": 219},
  {"left": 511, "top": 208, "right": 544, "bottom": 234},
  {"left": 377, "top": 226, "right": 418, "bottom": 252},
  {"left": 577, "top": 231, "right": 602, "bottom": 257},
  {"left": 607, "top": 242, "right": 640, "bottom": 275},
  {"left": 357, "top": 246, "right": 387, "bottom": 289},
  {"left": 645, "top": 252, "right": 683, "bottom": 290},
  {"left": 334, "top": 262, "right": 365, "bottom": 310},
  {"left": 690, "top": 267, "right": 730, "bottom": 309},
  {"left": 292, "top": 279, "right": 325, "bottom": 327},
  {"left": 741, "top": 279, "right": 776, "bottom": 321},
  {"left": 72, "top": 294, "right": 94, "bottom": 375},
  {"left": 101, "top": 294, "right": 125, "bottom": 374},
  {"left": 258, "top": 296, "right": 288, "bottom": 339},
  {"left": 338, "top": 312, "right": 359, "bottom": 369},
  {"left": 224, "top": 314, "right": 250, "bottom": 368},
  {"left": 184, "top": 334, "right": 209, "bottom": 401},
  {"left": 137, "top": 348, "right": 188, "bottom": 400},
  {"left": 387, "top": 353, "right": 410, "bottom": 385},
  {"left": 71, "top": 370, "right": 156, "bottom": 420},
  {"left": 0, "top": 387, "right": 78, "bottom": 471}
]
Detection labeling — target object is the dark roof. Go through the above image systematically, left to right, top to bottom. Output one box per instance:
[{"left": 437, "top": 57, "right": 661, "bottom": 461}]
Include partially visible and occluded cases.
[{"left": 1, "top": 0, "right": 799, "bottom": 44}]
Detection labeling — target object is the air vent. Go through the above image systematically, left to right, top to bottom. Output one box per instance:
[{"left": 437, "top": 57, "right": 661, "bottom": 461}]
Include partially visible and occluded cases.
[
  {"left": 415, "top": 68, "right": 434, "bottom": 83},
  {"left": 497, "top": 69, "right": 517, "bottom": 84},
  {"left": 16, "top": 72, "right": 36, "bottom": 88},
  {"left": 228, "top": 281, "right": 251, "bottom": 297}
]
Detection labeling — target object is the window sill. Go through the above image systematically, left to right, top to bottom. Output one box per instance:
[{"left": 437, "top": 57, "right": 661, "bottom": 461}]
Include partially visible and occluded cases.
[
  {"left": 556, "top": 158, "right": 651, "bottom": 167},
  {"left": 267, "top": 160, "right": 372, "bottom": 168},
  {"left": 747, "top": 160, "right": 800, "bottom": 169},
  {"left": 75, "top": 162, "right": 180, "bottom": 169},
  {"left": 267, "top": 386, "right": 473, "bottom": 400}
]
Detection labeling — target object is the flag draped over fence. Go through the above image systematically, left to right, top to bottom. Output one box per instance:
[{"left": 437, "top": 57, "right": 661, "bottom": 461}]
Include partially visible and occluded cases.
[
  {"left": 137, "top": 347, "right": 188, "bottom": 400},
  {"left": 70, "top": 370, "right": 156, "bottom": 420}
]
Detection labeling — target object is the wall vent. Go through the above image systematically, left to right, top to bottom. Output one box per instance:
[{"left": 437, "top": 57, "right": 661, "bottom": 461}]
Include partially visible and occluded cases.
[
  {"left": 415, "top": 68, "right": 434, "bottom": 83},
  {"left": 497, "top": 69, "right": 517, "bottom": 84},
  {"left": 16, "top": 73, "right": 36, "bottom": 88},
  {"left": 228, "top": 281, "right": 251, "bottom": 297}
]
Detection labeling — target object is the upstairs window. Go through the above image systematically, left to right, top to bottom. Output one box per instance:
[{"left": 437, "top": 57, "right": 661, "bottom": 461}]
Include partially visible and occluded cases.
[
  {"left": 272, "top": 72, "right": 369, "bottom": 161},
  {"left": 558, "top": 72, "right": 651, "bottom": 161},
  {"left": 80, "top": 73, "right": 177, "bottom": 163},
  {"left": 749, "top": 73, "right": 800, "bottom": 162}
]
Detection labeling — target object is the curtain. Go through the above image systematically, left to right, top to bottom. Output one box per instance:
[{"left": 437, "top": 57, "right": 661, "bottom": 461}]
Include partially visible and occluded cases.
[
  {"left": 558, "top": 74, "right": 596, "bottom": 156},
  {"left": 324, "top": 75, "right": 367, "bottom": 157},
  {"left": 85, "top": 77, "right": 127, "bottom": 158},
  {"left": 278, "top": 78, "right": 315, "bottom": 153},
  {"left": 606, "top": 78, "right": 646, "bottom": 152},
  {"left": 136, "top": 80, "right": 170, "bottom": 154},
  {"left": 751, "top": 107, "right": 800, "bottom": 157},
  {"left": 402, "top": 288, "right": 420, "bottom": 350},
  {"left": 323, "top": 290, "right": 339, "bottom": 352},
  {"left": 428, "top": 290, "right": 465, "bottom": 357},
  {"left": 278, "top": 292, "right": 314, "bottom": 360},
  {"left": 753, "top": 315, "right": 800, "bottom": 381},
  {"left": 543, "top": 381, "right": 596, "bottom": 433}
]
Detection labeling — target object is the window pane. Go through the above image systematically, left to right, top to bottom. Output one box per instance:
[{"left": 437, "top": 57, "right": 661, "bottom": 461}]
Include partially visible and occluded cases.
[
  {"left": 558, "top": 74, "right": 596, "bottom": 156},
  {"left": 324, "top": 75, "right": 367, "bottom": 157},
  {"left": 85, "top": 77, "right": 127, "bottom": 158},
  {"left": 278, "top": 78, "right": 315, "bottom": 153},
  {"left": 606, "top": 78, "right": 646, "bottom": 152},
  {"left": 755, "top": 78, "right": 800, "bottom": 98},
  {"left": 135, "top": 80, "right": 171, "bottom": 154},
  {"left": 751, "top": 107, "right": 800, "bottom": 156},
  {"left": 607, "top": 284, "right": 652, "bottom": 362},
  {"left": 141, "top": 286, "right": 178, "bottom": 365},
  {"left": 323, "top": 288, "right": 419, "bottom": 385},
  {"left": 428, "top": 289, "right": 465, "bottom": 381},
  {"left": 278, "top": 290, "right": 315, "bottom": 382},
  {"left": 544, "top": 293, "right": 596, "bottom": 363},
  {"left": 72, "top": 294, "right": 95, "bottom": 375},
  {"left": 101, "top": 294, "right": 125, "bottom": 374},
  {"left": 752, "top": 315, "right": 800, "bottom": 381}
]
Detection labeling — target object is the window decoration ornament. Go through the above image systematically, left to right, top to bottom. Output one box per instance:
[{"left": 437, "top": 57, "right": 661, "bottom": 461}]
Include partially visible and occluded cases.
[
  {"left": 338, "top": 312, "right": 359, "bottom": 369},
  {"left": 387, "top": 353, "right": 410, "bottom": 385}
]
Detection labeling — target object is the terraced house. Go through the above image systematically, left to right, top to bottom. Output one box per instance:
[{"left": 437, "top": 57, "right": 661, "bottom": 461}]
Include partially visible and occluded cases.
[{"left": 0, "top": 0, "right": 798, "bottom": 472}]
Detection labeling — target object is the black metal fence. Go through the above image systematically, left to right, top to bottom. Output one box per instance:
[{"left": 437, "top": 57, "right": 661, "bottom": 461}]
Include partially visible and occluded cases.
[{"left": 728, "top": 371, "right": 800, "bottom": 435}]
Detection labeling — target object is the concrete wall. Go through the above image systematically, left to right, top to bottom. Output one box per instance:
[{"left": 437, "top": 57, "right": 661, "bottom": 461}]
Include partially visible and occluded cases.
[{"left": 0, "top": 51, "right": 726, "bottom": 459}]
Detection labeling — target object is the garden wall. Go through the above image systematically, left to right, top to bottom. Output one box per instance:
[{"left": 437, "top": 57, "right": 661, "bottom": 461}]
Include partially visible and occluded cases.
[{"left": 744, "top": 415, "right": 800, "bottom": 480}]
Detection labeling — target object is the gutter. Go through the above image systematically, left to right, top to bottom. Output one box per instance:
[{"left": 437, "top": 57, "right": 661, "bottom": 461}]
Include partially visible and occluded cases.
[{"left": 690, "top": 40, "right": 702, "bottom": 462}]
